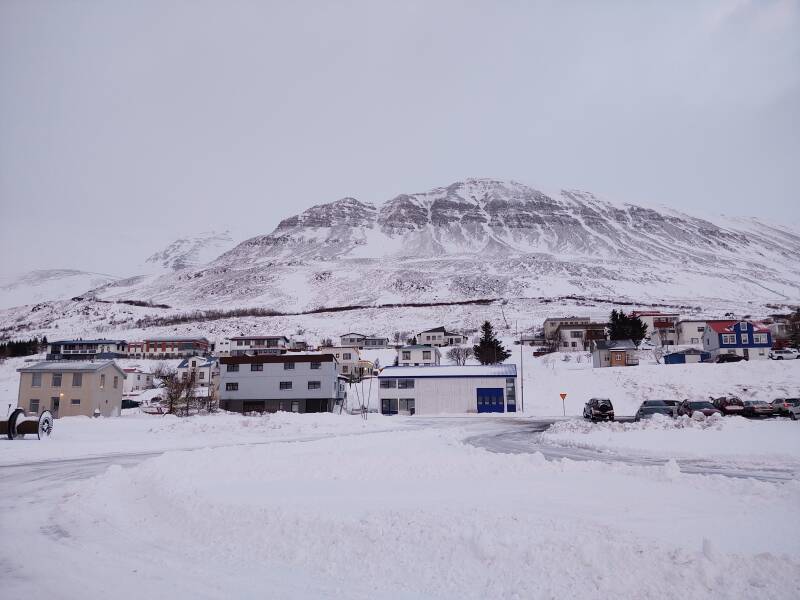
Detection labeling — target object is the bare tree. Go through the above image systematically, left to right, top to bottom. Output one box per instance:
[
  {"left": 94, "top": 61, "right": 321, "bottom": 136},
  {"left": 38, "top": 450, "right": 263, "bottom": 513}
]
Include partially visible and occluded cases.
[
  {"left": 321, "top": 337, "right": 333, "bottom": 347},
  {"left": 446, "top": 347, "right": 473, "bottom": 366},
  {"left": 151, "top": 362, "right": 195, "bottom": 416}
]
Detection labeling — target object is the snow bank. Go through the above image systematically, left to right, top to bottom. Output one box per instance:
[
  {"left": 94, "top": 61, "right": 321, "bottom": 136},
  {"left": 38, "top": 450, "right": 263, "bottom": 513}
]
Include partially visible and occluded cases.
[
  {"left": 542, "top": 414, "right": 800, "bottom": 463},
  {"left": 54, "top": 428, "right": 800, "bottom": 599}
]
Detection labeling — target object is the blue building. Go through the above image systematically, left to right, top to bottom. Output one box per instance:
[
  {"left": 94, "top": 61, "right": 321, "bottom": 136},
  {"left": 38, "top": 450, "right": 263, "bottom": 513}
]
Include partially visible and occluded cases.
[{"left": 702, "top": 320, "right": 772, "bottom": 361}]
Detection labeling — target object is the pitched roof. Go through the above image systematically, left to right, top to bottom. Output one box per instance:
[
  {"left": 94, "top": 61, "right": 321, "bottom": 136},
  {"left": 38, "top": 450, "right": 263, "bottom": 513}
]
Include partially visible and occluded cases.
[
  {"left": 706, "top": 320, "right": 769, "bottom": 334},
  {"left": 418, "top": 326, "right": 447, "bottom": 334},
  {"left": 340, "top": 332, "right": 366, "bottom": 337},
  {"left": 51, "top": 339, "right": 125, "bottom": 345},
  {"left": 594, "top": 339, "right": 637, "bottom": 351},
  {"left": 399, "top": 344, "right": 442, "bottom": 351},
  {"left": 177, "top": 356, "right": 218, "bottom": 369},
  {"left": 18, "top": 360, "right": 125, "bottom": 376},
  {"left": 379, "top": 364, "right": 516, "bottom": 378}
]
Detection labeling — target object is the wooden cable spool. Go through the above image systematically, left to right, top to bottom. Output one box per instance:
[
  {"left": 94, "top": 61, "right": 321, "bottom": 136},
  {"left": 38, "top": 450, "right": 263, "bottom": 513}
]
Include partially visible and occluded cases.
[{"left": 1, "top": 409, "right": 54, "bottom": 440}]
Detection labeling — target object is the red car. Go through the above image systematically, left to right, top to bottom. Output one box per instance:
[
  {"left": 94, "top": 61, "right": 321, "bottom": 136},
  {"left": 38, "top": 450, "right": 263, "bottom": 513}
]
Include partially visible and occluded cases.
[
  {"left": 711, "top": 396, "right": 745, "bottom": 415},
  {"left": 678, "top": 400, "right": 722, "bottom": 418}
]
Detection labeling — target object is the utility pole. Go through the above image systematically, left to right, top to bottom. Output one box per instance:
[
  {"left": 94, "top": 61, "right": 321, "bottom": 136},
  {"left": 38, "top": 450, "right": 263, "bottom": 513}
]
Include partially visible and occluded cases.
[{"left": 518, "top": 320, "right": 524, "bottom": 414}]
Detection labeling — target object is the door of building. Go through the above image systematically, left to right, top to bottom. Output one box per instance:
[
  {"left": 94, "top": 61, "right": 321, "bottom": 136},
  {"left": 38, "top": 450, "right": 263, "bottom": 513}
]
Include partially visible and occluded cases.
[
  {"left": 743, "top": 348, "right": 749, "bottom": 360},
  {"left": 610, "top": 351, "right": 626, "bottom": 367},
  {"left": 476, "top": 388, "right": 504, "bottom": 413},
  {"left": 50, "top": 397, "right": 60, "bottom": 418}
]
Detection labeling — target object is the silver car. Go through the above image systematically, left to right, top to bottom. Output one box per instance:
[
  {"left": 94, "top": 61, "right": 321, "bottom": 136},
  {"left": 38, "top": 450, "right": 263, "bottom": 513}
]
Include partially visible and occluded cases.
[{"left": 770, "top": 398, "right": 800, "bottom": 420}]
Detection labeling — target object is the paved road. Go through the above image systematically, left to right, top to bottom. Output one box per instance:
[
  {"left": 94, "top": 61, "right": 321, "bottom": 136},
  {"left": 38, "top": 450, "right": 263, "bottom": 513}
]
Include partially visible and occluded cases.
[{"left": 466, "top": 419, "right": 799, "bottom": 483}]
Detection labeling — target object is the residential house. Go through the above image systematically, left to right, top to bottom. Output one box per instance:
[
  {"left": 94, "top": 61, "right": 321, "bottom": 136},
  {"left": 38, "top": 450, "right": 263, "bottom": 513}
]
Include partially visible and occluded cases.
[
  {"left": 631, "top": 312, "right": 680, "bottom": 346},
  {"left": 543, "top": 317, "right": 590, "bottom": 341},
  {"left": 676, "top": 320, "right": 708, "bottom": 346},
  {"left": 703, "top": 320, "right": 771, "bottom": 360},
  {"left": 555, "top": 322, "right": 607, "bottom": 352},
  {"left": 416, "top": 327, "right": 467, "bottom": 347},
  {"left": 338, "top": 333, "right": 390, "bottom": 349},
  {"left": 227, "top": 335, "right": 289, "bottom": 356},
  {"left": 128, "top": 337, "right": 210, "bottom": 359},
  {"left": 47, "top": 339, "right": 127, "bottom": 361},
  {"left": 591, "top": 340, "right": 639, "bottom": 368},
  {"left": 397, "top": 345, "right": 442, "bottom": 366},
  {"left": 318, "top": 346, "right": 370, "bottom": 379},
  {"left": 663, "top": 348, "right": 710, "bottom": 365},
  {"left": 218, "top": 353, "right": 345, "bottom": 414},
  {"left": 176, "top": 356, "right": 219, "bottom": 390},
  {"left": 16, "top": 360, "right": 125, "bottom": 418},
  {"left": 377, "top": 364, "right": 517, "bottom": 415},
  {"left": 122, "top": 367, "right": 154, "bottom": 395}
]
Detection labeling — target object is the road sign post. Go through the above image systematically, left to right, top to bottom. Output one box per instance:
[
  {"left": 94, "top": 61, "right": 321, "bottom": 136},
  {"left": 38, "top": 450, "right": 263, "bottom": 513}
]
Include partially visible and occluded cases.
[{"left": 559, "top": 393, "right": 567, "bottom": 417}]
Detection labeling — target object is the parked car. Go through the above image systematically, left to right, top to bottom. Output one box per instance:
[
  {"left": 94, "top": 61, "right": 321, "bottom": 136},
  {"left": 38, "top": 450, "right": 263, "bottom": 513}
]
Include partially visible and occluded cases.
[
  {"left": 769, "top": 349, "right": 799, "bottom": 360},
  {"left": 715, "top": 353, "right": 745, "bottom": 363},
  {"left": 711, "top": 396, "right": 745, "bottom": 415},
  {"left": 583, "top": 398, "right": 615, "bottom": 422},
  {"left": 770, "top": 398, "right": 800, "bottom": 420},
  {"left": 635, "top": 400, "right": 676, "bottom": 421},
  {"left": 660, "top": 400, "right": 680, "bottom": 416},
  {"left": 678, "top": 400, "right": 722, "bottom": 418},
  {"left": 742, "top": 400, "right": 774, "bottom": 418}
]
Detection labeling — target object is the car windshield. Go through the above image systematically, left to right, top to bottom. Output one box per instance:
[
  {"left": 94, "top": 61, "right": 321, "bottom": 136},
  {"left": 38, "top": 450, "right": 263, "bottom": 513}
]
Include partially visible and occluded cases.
[
  {"left": 642, "top": 401, "right": 667, "bottom": 406},
  {"left": 744, "top": 401, "right": 767, "bottom": 406},
  {"left": 689, "top": 402, "right": 715, "bottom": 409}
]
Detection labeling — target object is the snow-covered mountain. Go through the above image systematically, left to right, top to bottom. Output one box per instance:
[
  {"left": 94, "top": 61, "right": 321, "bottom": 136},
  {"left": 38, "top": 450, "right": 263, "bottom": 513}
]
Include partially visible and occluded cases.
[
  {"left": 85, "top": 179, "right": 800, "bottom": 312},
  {"left": 143, "top": 230, "right": 237, "bottom": 272},
  {"left": 0, "top": 269, "right": 120, "bottom": 310}
]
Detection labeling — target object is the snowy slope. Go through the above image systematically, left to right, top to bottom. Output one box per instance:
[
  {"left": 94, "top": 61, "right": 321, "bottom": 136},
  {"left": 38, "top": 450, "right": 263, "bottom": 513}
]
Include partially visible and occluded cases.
[
  {"left": 86, "top": 178, "right": 800, "bottom": 312},
  {"left": 0, "top": 269, "right": 120, "bottom": 310}
]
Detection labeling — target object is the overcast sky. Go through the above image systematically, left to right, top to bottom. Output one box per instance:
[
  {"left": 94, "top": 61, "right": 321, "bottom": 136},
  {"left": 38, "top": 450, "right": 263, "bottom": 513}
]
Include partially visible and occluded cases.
[{"left": 1, "top": 0, "right": 798, "bottom": 277}]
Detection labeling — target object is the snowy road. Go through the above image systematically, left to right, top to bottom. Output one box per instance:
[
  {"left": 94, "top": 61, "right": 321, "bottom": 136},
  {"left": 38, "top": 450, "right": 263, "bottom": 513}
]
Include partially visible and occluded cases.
[{"left": 466, "top": 419, "right": 800, "bottom": 483}]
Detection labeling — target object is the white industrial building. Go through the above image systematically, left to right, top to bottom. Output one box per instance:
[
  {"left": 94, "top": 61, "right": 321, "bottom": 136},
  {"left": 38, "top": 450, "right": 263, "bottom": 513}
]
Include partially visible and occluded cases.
[{"left": 377, "top": 364, "right": 517, "bottom": 415}]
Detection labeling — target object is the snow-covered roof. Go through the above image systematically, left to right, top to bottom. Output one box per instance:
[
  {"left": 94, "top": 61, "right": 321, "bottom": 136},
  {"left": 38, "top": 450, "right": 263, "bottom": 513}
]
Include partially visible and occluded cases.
[
  {"left": 707, "top": 320, "right": 769, "bottom": 334},
  {"left": 50, "top": 338, "right": 125, "bottom": 345},
  {"left": 594, "top": 340, "right": 637, "bottom": 351},
  {"left": 400, "top": 345, "right": 442, "bottom": 350},
  {"left": 177, "top": 356, "right": 218, "bottom": 368},
  {"left": 18, "top": 360, "right": 124, "bottom": 375},
  {"left": 379, "top": 365, "right": 516, "bottom": 378}
]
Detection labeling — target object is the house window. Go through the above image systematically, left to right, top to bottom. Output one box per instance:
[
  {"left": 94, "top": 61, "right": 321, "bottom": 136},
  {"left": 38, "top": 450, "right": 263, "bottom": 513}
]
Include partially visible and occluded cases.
[
  {"left": 697, "top": 326, "right": 705, "bottom": 333},
  {"left": 570, "top": 331, "right": 583, "bottom": 338},
  {"left": 753, "top": 333, "right": 768, "bottom": 344},
  {"left": 721, "top": 334, "right": 736, "bottom": 345},
  {"left": 740, "top": 334, "right": 749, "bottom": 344},
  {"left": 690, "top": 338, "right": 699, "bottom": 344},
  {"left": 236, "top": 340, "right": 243, "bottom": 346},
  {"left": 402, "top": 351, "right": 411, "bottom": 360},
  {"left": 422, "top": 351, "right": 431, "bottom": 360},
  {"left": 343, "top": 353, "right": 352, "bottom": 360},
  {"left": 284, "top": 362, "right": 295, "bottom": 370},
  {"left": 310, "top": 362, "right": 321, "bottom": 369},
  {"left": 226, "top": 364, "right": 239, "bottom": 372},
  {"left": 251, "top": 364, "right": 263, "bottom": 372},
  {"left": 342, "top": 366, "right": 349, "bottom": 373},
  {"left": 182, "top": 372, "right": 188, "bottom": 381},
  {"left": 32, "top": 373, "right": 42, "bottom": 387},
  {"left": 52, "top": 373, "right": 62, "bottom": 387},
  {"left": 72, "top": 373, "right": 82, "bottom": 387},
  {"left": 100, "top": 374, "right": 106, "bottom": 389},
  {"left": 113, "top": 376, "right": 119, "bottom": 389},
  {"left": 380, "top": 379, "right": 397, "bottom": 389},
  {"left": 398, "top": 379, "right": 415, "bottom": 389},
  {"left": 280, "top": 381, "right": 292, "bottom": 390},
  {"left": 308, "top": 381, "right": 321, "bottom": 390},
  {"left": 225, "top": 382, "right": 238, "bottom": 391},
  {"left": 71, "top": 398, "right": 81, "bottom": 405},
  {"left": 399, "top": 398, "right": 415, "bottom": 413},
  {"left": 29, "top": 399, "right": 40, "bottom": 413},
  {"left": 291, "top": 401, "right": 299, "bottom": 412}
]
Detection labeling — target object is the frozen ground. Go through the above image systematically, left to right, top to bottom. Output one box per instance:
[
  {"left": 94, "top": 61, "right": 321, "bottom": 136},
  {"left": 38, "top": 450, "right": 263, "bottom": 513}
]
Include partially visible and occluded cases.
[{"left": 2, "top": 415, "right": 799, "bottom": 599}]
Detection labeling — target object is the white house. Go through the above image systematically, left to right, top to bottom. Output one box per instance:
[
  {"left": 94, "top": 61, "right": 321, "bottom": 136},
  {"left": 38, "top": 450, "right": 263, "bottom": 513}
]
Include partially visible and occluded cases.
[
  {"left": 631, "top": 312, "right": 679, "bottom": 346},
  {"left": 542, "top": 317, "right": 590, "bottom": 341},
  {"left": 676, "top": 320, "right": 708, "bottom": 345},
  {"left": 416, "top": 327, "right": 467, "bottom": 347},
  {"left": 338, "top": 333, "right": 390, "bottom": 349},
  {"left": 226, "top": 335, "right": 289, "bottom": 356},
  {"left": 396, "top": 345, "right": 441, "bottom": 366},
  {"left": 318, "top": 346, "right": 368, "bottom": 379},
  {"left": 176, "top": 356, "right": 219, "bottom": 390},
  {"left": 377, "top": 364, "right": 517, "bottom": 415},
  {"left": 122, "top": 367, "right": 154, "bottom": 395}
]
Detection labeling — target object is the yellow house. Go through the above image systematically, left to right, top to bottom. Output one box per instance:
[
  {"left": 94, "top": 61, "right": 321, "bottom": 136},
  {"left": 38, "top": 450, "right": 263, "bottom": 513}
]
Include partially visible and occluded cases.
[{"left": 16, "top": 360, "right": 126, "bottom": 418}]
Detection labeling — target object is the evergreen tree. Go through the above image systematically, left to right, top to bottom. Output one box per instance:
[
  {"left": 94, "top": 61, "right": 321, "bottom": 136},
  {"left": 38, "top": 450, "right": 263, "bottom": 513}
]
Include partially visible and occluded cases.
[
  {"left": 608, "top": 310, "right": 648, "bottom": 345},
  {"left": 473, "top": 321, "right": 511, "bottom": 365}
]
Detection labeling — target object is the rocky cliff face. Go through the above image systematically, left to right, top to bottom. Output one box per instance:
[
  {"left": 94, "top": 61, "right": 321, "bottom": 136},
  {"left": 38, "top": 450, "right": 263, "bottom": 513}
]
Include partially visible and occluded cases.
[{"left": 87, "top": 178, "right": 800, "bottom": 312}]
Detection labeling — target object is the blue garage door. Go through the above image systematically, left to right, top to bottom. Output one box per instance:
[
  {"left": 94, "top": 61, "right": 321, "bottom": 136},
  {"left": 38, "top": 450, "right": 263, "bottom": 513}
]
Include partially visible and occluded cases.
[{"left": 476, "top": 388, "right": 504, "bottom": 413}]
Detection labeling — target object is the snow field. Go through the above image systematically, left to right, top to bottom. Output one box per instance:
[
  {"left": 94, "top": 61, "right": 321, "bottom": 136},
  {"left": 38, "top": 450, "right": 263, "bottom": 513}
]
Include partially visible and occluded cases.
[{"left": 54, "top": 427, "right": 800, "bottom": 599}]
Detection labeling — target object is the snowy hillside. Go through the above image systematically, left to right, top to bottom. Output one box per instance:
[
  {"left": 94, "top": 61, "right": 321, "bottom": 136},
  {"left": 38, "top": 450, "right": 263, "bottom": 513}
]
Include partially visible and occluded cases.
[
  {"left": 85, "top": 178, "right": 800, "bottom": 312},
  {"left": 143, "top": 230, "right": 237, "bottom": 272},
  {"left": 0, "top": 269, "right": 120, "bottom": 310}
]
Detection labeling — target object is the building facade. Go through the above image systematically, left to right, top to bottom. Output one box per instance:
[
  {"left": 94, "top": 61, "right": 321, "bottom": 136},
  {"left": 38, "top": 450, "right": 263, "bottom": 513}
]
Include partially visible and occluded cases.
[
  {"left": 631, "top": 312, "right": 680, "bottom": 346},
  {"left": 543, "top": 317, "right": 590, "bottom": 341},
  {"left": 676, "top": 320, "right": 708, "bottom": 345},
  {"left": 703, "top": 321, "right": 772, "bottom": 360},
  {"left": 555, "top": 323, "right": 607, "bottom": 352},
  {"left": 416, "top": 327, "right": 467, "bottom": 347},
  {"left": 338, "top": 333, "right": 390, "bottom": 349},
  {"left": 227, "top": 336, "right": 289, "bottom": 356},
  {"left": 127, "top": 337, "right": 210, "bottom": 359},
  {"left": 47, "top": 339, "right": 127, "bottom": 361},
  {"left": 591, "top": 340, "right": 639, "bottom": 368},
  {"left": 396, "top": 345, "right": 441, "bottom": 366},
  {"left": 318, "top": 346, "right": 368, "bottom": 378},
  {"left": 218, "top": 354, "right": 345, "bottom": 413},
  {"left": 176, "top": 356, "right": 219, "bottom": 389},
  {"left": 17, "top": 360, "right": 125, "bottom": 418},
  {"left": 377, "top": 365, "right": 517, "bottom": 415},
  {"left": 122, "top": 367, "right": 154, "bottom": 395}
]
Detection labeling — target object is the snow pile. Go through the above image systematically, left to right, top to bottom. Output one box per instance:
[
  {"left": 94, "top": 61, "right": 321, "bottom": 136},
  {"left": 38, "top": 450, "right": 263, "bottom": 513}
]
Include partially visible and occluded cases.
[
  {"left": 542, "top": 415, "right": 800, "bottom": 463},
  {"left": 53, "top": 428, "right": 800, "bottom": 599}
]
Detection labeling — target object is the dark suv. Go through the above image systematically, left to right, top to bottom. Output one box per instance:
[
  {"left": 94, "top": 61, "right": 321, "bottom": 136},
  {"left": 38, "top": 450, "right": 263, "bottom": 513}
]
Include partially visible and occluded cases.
[
  {"left": 715, "top": 354, "right": 745, "bottom": 363},
  {"left": 583, "top": 398, "right": 615, "bottom": 422}
]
